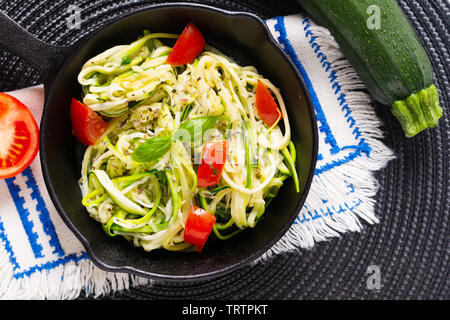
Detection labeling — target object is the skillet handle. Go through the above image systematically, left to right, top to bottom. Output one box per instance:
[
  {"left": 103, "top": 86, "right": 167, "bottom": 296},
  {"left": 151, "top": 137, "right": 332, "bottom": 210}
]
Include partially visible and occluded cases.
[{"left": 0, "top": 10, "right": 71, "bottom": 83}]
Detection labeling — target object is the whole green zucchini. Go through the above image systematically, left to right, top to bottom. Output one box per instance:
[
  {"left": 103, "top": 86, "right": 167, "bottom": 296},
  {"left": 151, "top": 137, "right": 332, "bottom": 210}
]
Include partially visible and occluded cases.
[{"left": 296, "top": 0, "right": 443, "bottom": 137}]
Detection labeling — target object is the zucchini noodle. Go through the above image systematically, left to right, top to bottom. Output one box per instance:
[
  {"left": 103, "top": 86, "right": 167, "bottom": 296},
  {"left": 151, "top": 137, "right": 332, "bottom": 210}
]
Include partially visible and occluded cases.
[{"left": 78, "top": 30, "right": 300, "bottom": 252}]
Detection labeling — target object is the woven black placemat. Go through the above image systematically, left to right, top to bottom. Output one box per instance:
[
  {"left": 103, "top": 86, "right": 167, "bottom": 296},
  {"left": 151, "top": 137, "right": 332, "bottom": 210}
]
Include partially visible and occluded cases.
[{"left": 0, "top": 0, "right": 448, "bottom": 300}]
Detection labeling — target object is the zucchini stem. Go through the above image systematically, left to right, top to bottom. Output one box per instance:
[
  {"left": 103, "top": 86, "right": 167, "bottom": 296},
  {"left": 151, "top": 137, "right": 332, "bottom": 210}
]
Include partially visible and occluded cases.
[{"left": 391, "top": 84, "right": 443, "bottom": 138}]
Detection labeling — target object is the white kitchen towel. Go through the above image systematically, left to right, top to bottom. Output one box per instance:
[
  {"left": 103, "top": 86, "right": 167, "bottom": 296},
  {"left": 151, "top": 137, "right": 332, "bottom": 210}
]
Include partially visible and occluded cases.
[{"left": 0, "top": 14, "right": 394, "bottom": 299}]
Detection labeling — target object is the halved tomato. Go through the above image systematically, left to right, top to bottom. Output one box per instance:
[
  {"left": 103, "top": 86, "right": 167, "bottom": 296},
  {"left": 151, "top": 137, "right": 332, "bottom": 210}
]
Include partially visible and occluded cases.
[
  {"left": 166, "top": 23, "right": 206, "bottom": 66},
  {"left": 0, "top": 93, "right": 39, "bottom": 179},
  {"left": 70, "top": 98, "right": 108, "bottom": 145}
]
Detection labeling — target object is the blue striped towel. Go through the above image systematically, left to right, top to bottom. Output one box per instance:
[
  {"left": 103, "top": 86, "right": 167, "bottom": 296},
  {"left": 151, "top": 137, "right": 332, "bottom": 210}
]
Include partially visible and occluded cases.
[{"left": 0, "top": 14, "right": 394, "bottom": 299}]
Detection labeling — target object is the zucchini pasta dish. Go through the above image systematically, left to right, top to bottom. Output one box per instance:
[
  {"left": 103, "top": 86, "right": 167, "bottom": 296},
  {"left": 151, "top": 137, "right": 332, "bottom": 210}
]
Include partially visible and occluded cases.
[{"left": 72, "top": 23, "right": 300, "bottom": 253}]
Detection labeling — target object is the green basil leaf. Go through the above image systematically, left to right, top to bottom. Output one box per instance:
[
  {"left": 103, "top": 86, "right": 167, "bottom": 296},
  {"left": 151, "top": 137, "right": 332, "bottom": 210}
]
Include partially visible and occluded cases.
[
  {"left": 172, "top": 115, "right": 229, "bottom": 143},
  {"left": 131, "top": 136, "right": 172, "bottom": 163}
]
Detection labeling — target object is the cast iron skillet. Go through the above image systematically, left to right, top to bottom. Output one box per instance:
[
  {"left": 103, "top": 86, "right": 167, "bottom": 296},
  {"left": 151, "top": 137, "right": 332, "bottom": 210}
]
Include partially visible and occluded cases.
[{"left": 0, "top": 2, "right": 318, "bottom": 281}]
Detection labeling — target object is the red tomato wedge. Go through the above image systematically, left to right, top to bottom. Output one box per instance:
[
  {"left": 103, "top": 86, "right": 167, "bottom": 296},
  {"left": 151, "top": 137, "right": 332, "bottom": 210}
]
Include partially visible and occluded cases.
[
  {"left": 166, "top": 23, "right": 206, "bottom": 66},
  {"left": 255, "top": 80, "right": 283, "bottom": 127},
  {"left": 0, "top": 93, "right": 39, "bottom": 179},
  {"left": 70, "top": 98, "right": 108, "bottom": 145},
  {"left": 196, "top": 140, "right": 228, "bottom": 188},
  {"left": 184, "top": 206, "right": 217, "bottom": 252}
]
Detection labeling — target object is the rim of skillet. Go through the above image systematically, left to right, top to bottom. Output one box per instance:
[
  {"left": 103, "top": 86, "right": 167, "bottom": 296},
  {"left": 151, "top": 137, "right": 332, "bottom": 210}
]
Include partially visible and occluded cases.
[{"left": 39, "top": 1, "right": 319, "bottom": 281}]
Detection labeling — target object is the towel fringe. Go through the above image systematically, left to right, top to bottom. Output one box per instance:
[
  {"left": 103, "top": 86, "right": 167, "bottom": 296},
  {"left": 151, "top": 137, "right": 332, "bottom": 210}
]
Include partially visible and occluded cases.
[{"left": 0, "top": 247, "right": 153, "bottom": 299}]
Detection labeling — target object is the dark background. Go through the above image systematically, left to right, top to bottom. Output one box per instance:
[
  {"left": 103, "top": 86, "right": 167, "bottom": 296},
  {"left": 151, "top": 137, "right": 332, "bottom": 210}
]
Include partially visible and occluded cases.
[{"left": 0, "top": 0, "right": 448, "bottom": 299}]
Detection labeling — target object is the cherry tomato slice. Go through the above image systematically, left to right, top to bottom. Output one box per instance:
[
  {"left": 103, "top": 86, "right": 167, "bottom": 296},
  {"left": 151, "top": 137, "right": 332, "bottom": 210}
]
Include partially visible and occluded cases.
[
  {"left": 166, "top": 23, "right": 206, "bottom": 66},
  {"left": 255, "top": 80, "right": 283, "bottom": 127},
  {"left": 0, "top": 93, "right": 39, "bottom": 179},
  {"left": 70, "top": 98, "right": 108, "bottom": 145},
  {"left": 196, "top": 140, "right": 228, "bottom": 188},
  {"left": 184, "top": 206, "right": 216, "bottom": 252}
]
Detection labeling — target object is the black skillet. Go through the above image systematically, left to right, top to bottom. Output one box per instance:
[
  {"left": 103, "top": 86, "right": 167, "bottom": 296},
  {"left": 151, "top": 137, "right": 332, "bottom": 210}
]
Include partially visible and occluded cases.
[{"left": 0, "top": 2, "right": 318, "bottom": 281}]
